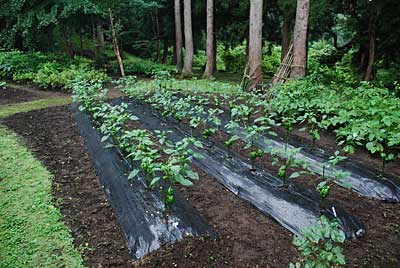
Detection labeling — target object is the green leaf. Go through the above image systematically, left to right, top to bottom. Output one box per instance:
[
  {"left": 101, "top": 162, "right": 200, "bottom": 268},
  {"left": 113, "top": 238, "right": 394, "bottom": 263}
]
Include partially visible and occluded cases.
[
  {"left": 101, "top": 135, "right": 110, "bottom": 143},
  {"left": 193, "top": 140, "right": 203, "bottom": 148},
  {"left": 128, "top": 169, "right": 140, "bottom": 180},
  {"left": 186, "top": 170, "right": 199, "bottom": 180},
  {"left": 289, "top": 172, "right": 301, "bottom": 179},
  {"left": 176, "top": 175, "right": 193, "bottom": 186},
  {"left": 150, "top": 177, "right": 161, "bottom": 187}
]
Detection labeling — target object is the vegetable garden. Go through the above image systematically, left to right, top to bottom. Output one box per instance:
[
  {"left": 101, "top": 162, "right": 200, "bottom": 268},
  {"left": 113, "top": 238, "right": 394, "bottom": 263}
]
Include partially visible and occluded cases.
[{"left": 1, "top": 0, "right": 400, "bottom": 266}]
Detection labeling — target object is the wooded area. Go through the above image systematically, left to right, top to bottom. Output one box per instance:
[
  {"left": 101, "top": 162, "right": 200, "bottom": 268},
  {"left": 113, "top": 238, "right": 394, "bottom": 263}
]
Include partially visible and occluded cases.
[{"left": 1, "top": 0, "right": 399, "bottom": 88}]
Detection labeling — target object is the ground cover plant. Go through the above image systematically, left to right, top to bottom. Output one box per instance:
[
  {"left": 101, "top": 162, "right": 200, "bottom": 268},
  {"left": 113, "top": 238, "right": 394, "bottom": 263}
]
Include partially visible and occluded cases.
[
  {"left": 0, "top": 97, "right": 71, "bottom": 118},
  {"left": 0, "top": 126, "right": 84, "bottom": 268}
]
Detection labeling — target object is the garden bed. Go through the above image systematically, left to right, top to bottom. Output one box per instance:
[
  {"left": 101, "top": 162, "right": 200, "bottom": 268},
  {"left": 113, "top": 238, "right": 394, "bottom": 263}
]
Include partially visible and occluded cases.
[
  {"left": 0, "top": 87, "right": 41, "bottom": 105},
  {"left": 117, "top": 96, "right": 400, "bottom": 267},
  {"left": 115, "top": 97, "right": 364, "bottom": 239},
  {"left": 2, "top": 99, "right": 399, "bottom": 267},
  {"left": 71, "top": 103, "right": 216, "bottom": 260},
  {"left": 2, "top": 105, "right": 297, "bottom": 267},
  {"left": 215, "top": 112, "right": 400, "bottom": 202}
]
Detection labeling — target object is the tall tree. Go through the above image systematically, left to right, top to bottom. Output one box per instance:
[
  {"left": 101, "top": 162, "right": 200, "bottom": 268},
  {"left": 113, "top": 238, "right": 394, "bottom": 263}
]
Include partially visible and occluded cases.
[
  {"left": 174, "top": 0, "right": 183, "bottom": 71},
  {"left": 182, "top": 0, "right": 194, "bottom": 76},
  {"left": 202, "top": 0, "right": 215, "bottom": 78},
  {"left": 247, "top": 0, "right": 264, "bottom": 89},
  {"left": 290, "top": 0, "right": 310, "bottom": 78},
  {"left": 364, "top": 0, "right": 377, "bottom": 81},
  {"left": 281, "top": 9, "right": 291, "bottom": 61}
]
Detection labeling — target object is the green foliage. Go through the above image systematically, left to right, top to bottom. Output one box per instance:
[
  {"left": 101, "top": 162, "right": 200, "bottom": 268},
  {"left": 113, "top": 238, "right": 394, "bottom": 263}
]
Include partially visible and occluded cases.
[
  {"left": 0, "top": 0, "right": 99, "bottom": 49},
  {"left": 221, "top": 42, "right": 283, "bottom": 75},
  {"left": 193, "top": 44, "right": 226, "bottom": 71},
  {"left": 0, "top": 51, "right": 108, "bottom": 91},
  {"left": 109, "top": 55, "right": 171, "bottom": 76},
  {"left": 373, "top": 61, "right": 400, "bottom": 88},
  {"left": 72, "top": 76, "right": 203, "bottom": 211},
  {"left": 271, "top": 77, "right": 400, "bottom": 162},
  {"left": 317, "top": 151, "right": 350, "bottom": 200},
  {"left": 291, "top": 216, "right": 346, "bottom": 268}
]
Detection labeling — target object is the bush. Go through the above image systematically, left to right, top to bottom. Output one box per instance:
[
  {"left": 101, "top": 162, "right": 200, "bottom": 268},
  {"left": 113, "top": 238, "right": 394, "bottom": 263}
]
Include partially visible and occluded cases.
[
  {"left": 222, "top": 42, "right": 280, "bottom": 75},
  {"left": 222, "top": 43, "right": 246, "bottom": 74},
  {"left": 0, "top": 50, "right": 108, "bottom": 90},
  {"left": 193, "top": 50, "right": 206, "bottom": 68},
  {"left": 0, "top": 51, "right": 44, "bottom": 79},
  {"left": 108, "top": 54, "right": 171, "bottom": 76},
  {"left": 373, "top": 61, "right": 400, "bottom": 88},
  {"left": 32, "top": 63, "right": 108, "bottom": 90},
  {"left": 272, "top": 77, "right": 400, "bottom": 163}
]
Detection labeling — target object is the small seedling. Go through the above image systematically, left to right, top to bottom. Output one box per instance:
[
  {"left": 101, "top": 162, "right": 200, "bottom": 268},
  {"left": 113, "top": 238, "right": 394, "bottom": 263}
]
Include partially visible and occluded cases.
[{"left": 202, "top": 128, "right": 216, "bottom": 139}]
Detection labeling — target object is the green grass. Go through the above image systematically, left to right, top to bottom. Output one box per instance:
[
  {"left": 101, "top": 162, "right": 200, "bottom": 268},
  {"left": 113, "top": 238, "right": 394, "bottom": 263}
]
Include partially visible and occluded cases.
[
  {"left": 0, "top": 97, "right": 71, "bottom": 118},
  {"left": 0, "top": 125, "right": 85, "bottom": 268}
]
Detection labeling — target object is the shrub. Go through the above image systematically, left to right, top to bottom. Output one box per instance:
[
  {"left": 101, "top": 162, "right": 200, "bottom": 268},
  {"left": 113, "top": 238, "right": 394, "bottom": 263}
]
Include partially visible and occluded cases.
[
  {"left": 222, "top": 42, "right": 281, "bottom": 75},
  {"left": 0, "top": 50, "right": 108, "bottom": 90},
  {"left": 108, "top": 55, "right": 171, "bottom": 76},
  {"left": 271, "top": 77, "right": 400, "bottom": 165}
]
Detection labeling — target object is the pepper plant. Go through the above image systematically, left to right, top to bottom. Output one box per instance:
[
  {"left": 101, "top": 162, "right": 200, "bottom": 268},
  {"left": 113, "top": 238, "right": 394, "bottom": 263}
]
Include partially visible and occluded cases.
[
  {"left": 225, "top": 135, "right": 240, "bottom": 158},
  {"left": 158, "top": 136, "right": 204, "bottom": 211},
  {"left": 317, "top": 151, "right": 350, "bottom": 203}
]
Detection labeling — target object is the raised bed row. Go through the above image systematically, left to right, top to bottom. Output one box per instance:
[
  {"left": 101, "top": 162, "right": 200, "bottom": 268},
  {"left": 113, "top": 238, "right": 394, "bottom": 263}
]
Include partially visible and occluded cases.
[
  {"left": 130, "top": 88, "right": 400, "bottom": 203},
  {"left": 113, "top": 97, "right": 365, "bottom": 239},
  {"left": 71, "top": 103, "right": 216, "bottom": 260},
  {"left": 216, "top": 112, "right": 400, "bottom": 203}
]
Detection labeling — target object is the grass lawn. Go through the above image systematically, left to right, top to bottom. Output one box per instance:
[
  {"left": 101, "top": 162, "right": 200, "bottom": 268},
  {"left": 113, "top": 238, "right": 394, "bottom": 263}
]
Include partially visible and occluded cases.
[
  {"left": 0, "top": 97, "right": 71, "bottom": 118},
  {"left": 0, "top": 125, "right": 85, "bottom": 268}
]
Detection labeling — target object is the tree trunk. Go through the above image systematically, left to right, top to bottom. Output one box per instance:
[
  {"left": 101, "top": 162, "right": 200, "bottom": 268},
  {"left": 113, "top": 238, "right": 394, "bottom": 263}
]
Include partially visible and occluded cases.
[
  {"left": 174, "top": 0, "right": 183, "bottom": 71},
  {"left": 182, "top": 0, "right": 194, "bottom": 76},
  {"left": 202, "top": 0, "right": 215, "bottom": 78},
  {"left": 247, "top": 0, "right": 263, "bottom": 90},
  {"left": 290, "top": 0, "right": 310, "bottom": 78},
  {"left": 364, "top": 0, "right": 377, "bottom": 81},
  {"left": 109, "top": 8, "right": 125, "bottom": 77},
  {"left": 281, "top": 9, "right": 291, "bottom": 62},
  {"left": 154, "top": 10, "right": 162, "bottom": 63},
  {"left": 61, "top": 24, "right": 74, "bottom": 58},
  {"left": 97, "top": 24, "right": 105, "bottom": 48},
  {"left": 79, "top": 29, "right": 83, "bottom": 50},
  {"left": 161, "top": 39, "right": 169, "bottom": 64}
]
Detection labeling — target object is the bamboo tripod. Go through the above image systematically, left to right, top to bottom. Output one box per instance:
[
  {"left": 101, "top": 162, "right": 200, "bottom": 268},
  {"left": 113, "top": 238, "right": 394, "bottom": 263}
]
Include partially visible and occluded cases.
[{"left": 271, "top": 43, "right": 293, "bottom": 85}]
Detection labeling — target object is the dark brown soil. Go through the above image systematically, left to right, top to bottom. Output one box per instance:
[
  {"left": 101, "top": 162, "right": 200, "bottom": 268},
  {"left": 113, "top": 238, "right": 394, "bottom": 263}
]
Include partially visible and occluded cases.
[
  {"left": 0, "top": 83, "right": 71, "bottom": 105},
  {"left": 0, "top": 87, "right": 41, "bottom": 104},
  {"left": 3, "top": 103, "right": 400, "bottom": 268},
  {"left": 3, "top": 105, "right": 299, "bottom": 267},
  {"left": 3, "top": 106, "right": 134, "bottom": 268},
  {"left": 126, "top": 118, "right": 298, "bottom": 267},
  {"left": 197, "top": 125, "right": 400, "bottom": 268}
]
